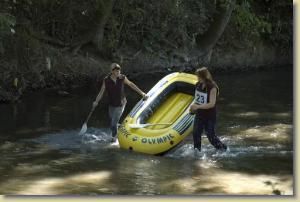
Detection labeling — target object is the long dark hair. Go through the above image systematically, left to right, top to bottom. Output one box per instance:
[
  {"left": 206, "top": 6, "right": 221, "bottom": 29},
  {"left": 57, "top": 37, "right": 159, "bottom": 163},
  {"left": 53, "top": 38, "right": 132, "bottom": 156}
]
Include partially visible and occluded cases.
[{"left": 195, "top": 67, "right": 219, "bottom": 95}]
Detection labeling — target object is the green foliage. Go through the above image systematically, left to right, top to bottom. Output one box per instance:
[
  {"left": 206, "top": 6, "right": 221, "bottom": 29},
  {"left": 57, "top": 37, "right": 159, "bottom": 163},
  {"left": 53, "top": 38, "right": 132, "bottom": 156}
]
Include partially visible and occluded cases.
[
  {"left": 0, "top": 0, "right": 293, "bottom": 66},
  {"left": 0, "top": 0, "right": 293, "bottom": 103},
  {"left": 2, "top": 0, "right": 291, "bottom": 54},
  {"left": 16, "top": 0, "right": 94, "bottom": 44},
  {"left": 108, "top": 0, "right": 215, "bottom": 53},
  {"left": 231, "top": 0, "right": 292, "bottom": 49},
  {"left": 261, "top": 0, "right": 292, "bottom": 49},
  {"left": 232, "top": 1, "right": 271, "bottom": 46},
  {"left": 0, "top": 13, "right": 16, "bottom": 53},
  {"left": 0, "top": 13, "right": 15, "bottom": 34}
]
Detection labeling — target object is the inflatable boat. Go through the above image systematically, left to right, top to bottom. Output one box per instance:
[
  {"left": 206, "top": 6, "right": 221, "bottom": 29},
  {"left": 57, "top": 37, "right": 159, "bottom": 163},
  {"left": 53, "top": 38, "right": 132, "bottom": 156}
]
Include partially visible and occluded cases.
[{"left": 117, "top": 72, "right": 197, "bottom": 155}]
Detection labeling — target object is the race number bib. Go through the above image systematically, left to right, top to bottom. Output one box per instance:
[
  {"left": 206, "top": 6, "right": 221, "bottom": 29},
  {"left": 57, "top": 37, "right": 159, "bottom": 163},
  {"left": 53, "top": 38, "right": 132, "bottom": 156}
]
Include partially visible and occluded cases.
[{"left": 194, "top": 90, "right": 207, "bottom": 105}]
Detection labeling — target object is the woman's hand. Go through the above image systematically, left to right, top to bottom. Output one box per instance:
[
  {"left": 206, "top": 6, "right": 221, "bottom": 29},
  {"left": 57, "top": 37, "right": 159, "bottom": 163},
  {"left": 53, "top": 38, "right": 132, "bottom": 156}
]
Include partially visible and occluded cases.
[
  {"left": 142, "top": 93, "right": 149, "bottom": 101},
  {"left": 92, "top": 101, "right": 98, "bottom": 108},
  {"left": 190, "top": 103, "right": 200, "bottom": 114}
]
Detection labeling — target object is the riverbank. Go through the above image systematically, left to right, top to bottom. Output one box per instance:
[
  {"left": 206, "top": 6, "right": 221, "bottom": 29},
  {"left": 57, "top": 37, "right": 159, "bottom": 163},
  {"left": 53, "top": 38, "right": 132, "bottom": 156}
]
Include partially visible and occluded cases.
[
  {"left": 0, "top": 0, "right": 292, "bottom": 104},
  {"left": 0, "top": 43, "right": 292, "bottom": 104}
]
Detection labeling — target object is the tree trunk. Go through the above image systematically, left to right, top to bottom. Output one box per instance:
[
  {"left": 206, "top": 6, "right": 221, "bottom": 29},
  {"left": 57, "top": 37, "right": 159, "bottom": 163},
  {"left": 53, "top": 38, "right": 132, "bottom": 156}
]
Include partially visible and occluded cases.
[
  {"left": 92, "top": 0, "right": 115, "bottom": 51},
  {"left": 195, "top": 0, "right": 236, "bottom": 60}
]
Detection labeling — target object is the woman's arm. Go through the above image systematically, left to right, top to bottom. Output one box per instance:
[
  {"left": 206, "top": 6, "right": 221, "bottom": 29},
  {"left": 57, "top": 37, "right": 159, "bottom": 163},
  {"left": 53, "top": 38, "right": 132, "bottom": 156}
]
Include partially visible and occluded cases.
[
  {"left": 124, "top": 76, "right": 147, "bottom": 98},
  {"left": 93, "top": 80, "right": 106, "bottom": 107}
]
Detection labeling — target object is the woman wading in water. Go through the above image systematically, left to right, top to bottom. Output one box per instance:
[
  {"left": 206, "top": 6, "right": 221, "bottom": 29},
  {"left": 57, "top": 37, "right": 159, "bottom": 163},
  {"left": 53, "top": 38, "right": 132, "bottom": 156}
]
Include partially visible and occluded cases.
[{"left": 190, "top": 67, "right": 227, "bottom": 151}]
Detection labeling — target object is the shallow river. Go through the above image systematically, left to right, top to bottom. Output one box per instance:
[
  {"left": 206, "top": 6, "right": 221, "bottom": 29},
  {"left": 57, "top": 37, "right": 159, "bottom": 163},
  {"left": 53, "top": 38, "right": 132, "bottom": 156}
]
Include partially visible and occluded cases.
[{"left": 0, "top": 67, "right": 293, "bottom": 195}]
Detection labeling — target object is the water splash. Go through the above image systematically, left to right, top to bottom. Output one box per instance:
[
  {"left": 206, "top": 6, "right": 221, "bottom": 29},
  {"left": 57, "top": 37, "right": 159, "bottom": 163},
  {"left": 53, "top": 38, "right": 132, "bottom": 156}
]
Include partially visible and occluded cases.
[
  {"left": 22, "top": 127, "right": 115, "bottom": 150},
  {"left": 81, "top": 127, "right": 112, "bottom": 144},
  {"left": 27, "top": 130, "right": 82, "bottom": 150},
  {"left": 166, "top": 141, "right": 292, "bottom": 160},
  {"left": 166, "top": 144, "right": 216, "bottom": 159}
]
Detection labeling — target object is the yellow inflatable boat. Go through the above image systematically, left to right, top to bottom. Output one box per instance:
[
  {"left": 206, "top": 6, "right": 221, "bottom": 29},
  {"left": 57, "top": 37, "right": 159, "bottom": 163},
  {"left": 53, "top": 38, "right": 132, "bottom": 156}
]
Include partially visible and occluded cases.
[{"left": 117, "top": 72, "right": 197, "bottom": 155}]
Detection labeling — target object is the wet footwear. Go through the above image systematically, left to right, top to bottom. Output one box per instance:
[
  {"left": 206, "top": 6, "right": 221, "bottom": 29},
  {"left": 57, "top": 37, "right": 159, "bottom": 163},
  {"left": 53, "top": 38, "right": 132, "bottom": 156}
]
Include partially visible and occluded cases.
[
  {"left": 111, "top": 137, "right": 116, "bottom": 142},
  {"left": 218, "top": 146, "right": 228, "bottom": 152},
  {"left": 194, "top": 147, "right": 201, "bottom": 152}
]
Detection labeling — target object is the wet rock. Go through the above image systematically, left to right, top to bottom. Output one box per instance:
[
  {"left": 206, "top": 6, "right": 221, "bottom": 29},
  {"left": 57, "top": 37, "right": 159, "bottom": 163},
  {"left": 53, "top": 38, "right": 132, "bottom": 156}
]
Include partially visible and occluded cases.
[
  {"left": 0, "top": 88, "right": 21, "bottom": 104},
  {"left": 57, "top": 90, "right": 70, "bottom": 96}
]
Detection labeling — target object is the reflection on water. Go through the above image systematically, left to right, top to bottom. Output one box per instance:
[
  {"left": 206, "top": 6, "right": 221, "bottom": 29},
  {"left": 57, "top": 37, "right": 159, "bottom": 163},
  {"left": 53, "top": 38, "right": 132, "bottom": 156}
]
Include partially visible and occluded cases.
[{"left": 0, "top": 67, "right": 293, "bottom": 195}]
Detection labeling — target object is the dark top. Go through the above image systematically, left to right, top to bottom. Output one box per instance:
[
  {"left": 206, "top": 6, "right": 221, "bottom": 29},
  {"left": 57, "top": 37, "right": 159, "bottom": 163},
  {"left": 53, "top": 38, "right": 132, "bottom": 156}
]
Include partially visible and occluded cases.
[
  {"left": 104, "top": 74, "right": 125, "bottom": 107},
  {"left": 194, "top": 82, "right": 217, "bottom": 120}
]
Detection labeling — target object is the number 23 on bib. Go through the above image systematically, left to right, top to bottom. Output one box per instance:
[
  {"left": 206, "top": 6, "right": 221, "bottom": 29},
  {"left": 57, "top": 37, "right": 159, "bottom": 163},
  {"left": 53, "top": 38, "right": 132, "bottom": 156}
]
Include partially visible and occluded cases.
[{"left": 194, "top": 90, "right": 207, "bottom": 105}]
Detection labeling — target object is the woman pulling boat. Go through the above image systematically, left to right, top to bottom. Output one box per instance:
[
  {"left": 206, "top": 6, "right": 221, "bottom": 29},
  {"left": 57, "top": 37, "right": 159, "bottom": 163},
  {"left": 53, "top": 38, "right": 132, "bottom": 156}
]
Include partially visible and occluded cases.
[
  {"left": 92, "top": 63, "right": 148, "bottom": 142},
  {"left": 190, "top": 67, "right": 227, "bottom": 152}
]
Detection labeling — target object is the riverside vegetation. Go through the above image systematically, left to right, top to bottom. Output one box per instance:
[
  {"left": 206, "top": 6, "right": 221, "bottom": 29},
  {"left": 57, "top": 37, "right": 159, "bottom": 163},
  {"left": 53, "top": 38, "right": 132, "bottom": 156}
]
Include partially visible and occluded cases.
[{"left": 0, "top": 0, "right": 292, "bottom": 103}]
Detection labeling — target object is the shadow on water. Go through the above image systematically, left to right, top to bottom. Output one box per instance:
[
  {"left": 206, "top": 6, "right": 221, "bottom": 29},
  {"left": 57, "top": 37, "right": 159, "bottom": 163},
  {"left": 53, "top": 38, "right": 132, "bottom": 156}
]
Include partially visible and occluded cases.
[
  {"left": 0, "top": 67, "right": 293, "bottom": 195},
  {"left": 0, "top": 126, "right": 293, "bottom": 195}
]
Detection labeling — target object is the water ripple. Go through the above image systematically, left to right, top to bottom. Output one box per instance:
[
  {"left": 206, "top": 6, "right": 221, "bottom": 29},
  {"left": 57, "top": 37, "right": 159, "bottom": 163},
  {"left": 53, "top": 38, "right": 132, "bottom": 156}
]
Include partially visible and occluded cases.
[{"left": 166, "top": 143, "right": 292, "bottom": 160}]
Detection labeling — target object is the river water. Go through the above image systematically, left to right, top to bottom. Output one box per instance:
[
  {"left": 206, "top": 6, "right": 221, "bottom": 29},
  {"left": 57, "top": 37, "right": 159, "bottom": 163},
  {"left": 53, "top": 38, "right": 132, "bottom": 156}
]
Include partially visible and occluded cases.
[{"left": 0, "top": 67, "right": 293, "bottom": 195}]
